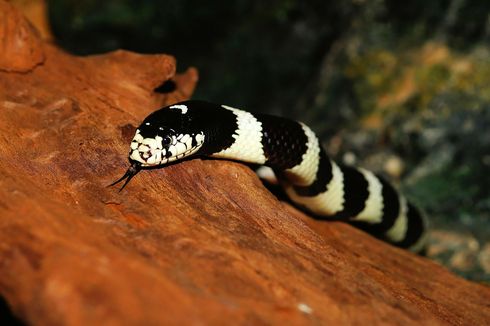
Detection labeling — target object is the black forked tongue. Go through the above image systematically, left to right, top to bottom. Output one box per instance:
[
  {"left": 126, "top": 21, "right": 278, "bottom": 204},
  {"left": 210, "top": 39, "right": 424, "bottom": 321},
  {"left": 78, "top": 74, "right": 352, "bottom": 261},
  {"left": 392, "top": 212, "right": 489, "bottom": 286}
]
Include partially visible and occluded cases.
[{"left": 108, "top": 163, "right": 141, "bottom": 192}]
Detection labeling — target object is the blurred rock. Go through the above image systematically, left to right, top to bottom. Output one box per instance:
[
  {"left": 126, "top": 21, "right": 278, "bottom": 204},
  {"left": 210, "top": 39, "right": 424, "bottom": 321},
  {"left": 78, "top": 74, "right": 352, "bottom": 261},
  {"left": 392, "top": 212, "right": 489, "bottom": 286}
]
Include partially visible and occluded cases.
[
  {"left": 342, "top": 151, "right": 357, "bottom": 165},
  {"left": 383, "top": 155, "right": 404, "bottom": 179},
  {"left": 428, "top": 230, "right": 482, "bottom": 275},
  {"left": 429, "top": 230, "right": 479, "bottom": 256},
  {"left": 450, "top": 251, "right": 478, "bottom": 272}
]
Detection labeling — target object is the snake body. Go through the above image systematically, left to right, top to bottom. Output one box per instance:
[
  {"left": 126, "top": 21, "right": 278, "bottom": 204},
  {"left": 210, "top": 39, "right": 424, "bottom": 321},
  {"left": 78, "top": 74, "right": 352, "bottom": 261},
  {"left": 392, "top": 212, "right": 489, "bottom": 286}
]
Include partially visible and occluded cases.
[{"left": 113, "top": 100, "right": 427, "bottom": 252}]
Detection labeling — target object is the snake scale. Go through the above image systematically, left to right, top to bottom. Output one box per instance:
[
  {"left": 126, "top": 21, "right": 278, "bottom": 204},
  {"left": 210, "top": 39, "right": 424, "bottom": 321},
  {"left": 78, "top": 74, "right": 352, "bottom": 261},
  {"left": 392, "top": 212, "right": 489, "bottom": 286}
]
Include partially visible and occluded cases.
[{"left": 112, "top": 100, "right": 427, "bottom": 253}]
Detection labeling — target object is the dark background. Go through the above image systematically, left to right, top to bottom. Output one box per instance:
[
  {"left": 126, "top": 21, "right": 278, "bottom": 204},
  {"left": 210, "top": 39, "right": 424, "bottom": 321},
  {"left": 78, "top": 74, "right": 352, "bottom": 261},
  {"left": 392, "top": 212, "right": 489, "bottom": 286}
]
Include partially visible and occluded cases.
[{"left": 48, "top": 0, "right": 490, "bottom": 282}]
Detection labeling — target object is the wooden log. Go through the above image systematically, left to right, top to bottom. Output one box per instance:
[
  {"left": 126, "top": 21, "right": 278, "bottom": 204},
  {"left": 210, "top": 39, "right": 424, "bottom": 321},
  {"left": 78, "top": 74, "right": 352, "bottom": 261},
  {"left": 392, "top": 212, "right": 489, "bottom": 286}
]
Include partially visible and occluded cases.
[{"left": 0, "top": 2, "right": 488, "bottom": 324}]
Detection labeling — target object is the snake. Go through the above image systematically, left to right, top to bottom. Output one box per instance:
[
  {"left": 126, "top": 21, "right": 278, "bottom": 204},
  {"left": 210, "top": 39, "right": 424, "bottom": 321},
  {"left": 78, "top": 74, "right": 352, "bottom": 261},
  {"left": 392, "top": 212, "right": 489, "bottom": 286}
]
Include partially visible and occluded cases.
[{"left": 111, "top": 100, "right": 428, "bottom": 253}]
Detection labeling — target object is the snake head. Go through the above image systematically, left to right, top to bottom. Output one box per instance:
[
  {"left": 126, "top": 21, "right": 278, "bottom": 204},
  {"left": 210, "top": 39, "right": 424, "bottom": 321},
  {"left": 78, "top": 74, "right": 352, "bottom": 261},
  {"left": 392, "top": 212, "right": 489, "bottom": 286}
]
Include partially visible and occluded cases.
[{"left": 128, "top": 103, "right": 205, "bottom": 167}]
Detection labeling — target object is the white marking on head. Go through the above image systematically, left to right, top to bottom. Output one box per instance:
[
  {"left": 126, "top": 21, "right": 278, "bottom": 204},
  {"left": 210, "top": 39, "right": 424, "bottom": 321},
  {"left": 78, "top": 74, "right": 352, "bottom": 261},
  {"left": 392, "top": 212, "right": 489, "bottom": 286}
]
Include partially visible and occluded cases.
[
  {"left": 169, "top": 104, "right": 188, "bottom": 114},
  {"left": 129, "top": 130, "right": 205, "bottom": 167},
  {"left": 134, "top": 130, "right": 143, "bottom": 142},
  {"left": 195, "top": 133, "right": 204, "bottom": 143},
  {"left": 181, "top": 134, "right": 190, "bottom": 143},
  {"left": 155, "top": 136, "right": 163, "bottom": 149},
  {"left": 185, "top": 137, "right": 192, "bottom": 149},
  {"left": 142, "top": 138, "right": 158, "bottom": 149},
  {"left": 175, "top": 142, "right": 186, "bottom": 154},
  {"left": 168, "top": 145, "right": 176, "bottom": 156},
  {"left": 130, "top": 150, "right": 142, "bottom": 162},
  {"left": 154, "top": 150, "right": 162, "bottom": 162},
  {"left": 147, "top": 154, "right": 157, "bottom": 165}
]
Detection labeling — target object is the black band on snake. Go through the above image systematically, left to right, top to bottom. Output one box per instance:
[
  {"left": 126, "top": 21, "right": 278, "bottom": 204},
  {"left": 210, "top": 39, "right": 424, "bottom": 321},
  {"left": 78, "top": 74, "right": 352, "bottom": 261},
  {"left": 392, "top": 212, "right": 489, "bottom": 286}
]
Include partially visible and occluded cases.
[{"left": 111, "top": 100, "right": 428, "bottom": 253}]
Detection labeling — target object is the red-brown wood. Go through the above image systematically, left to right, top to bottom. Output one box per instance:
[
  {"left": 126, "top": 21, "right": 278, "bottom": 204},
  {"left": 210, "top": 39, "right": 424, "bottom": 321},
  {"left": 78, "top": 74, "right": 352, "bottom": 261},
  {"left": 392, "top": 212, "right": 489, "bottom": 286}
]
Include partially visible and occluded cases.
[{"left": 0, "top": 2, "right": 488, "bottom": 324}]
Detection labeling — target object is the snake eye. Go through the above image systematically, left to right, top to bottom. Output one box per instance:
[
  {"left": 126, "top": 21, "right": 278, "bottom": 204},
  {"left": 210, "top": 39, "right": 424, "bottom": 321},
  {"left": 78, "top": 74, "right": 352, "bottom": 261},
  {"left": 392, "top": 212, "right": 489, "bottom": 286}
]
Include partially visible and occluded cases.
[{"left": 163, "top": 136, "right": 172, "bottom": 145}]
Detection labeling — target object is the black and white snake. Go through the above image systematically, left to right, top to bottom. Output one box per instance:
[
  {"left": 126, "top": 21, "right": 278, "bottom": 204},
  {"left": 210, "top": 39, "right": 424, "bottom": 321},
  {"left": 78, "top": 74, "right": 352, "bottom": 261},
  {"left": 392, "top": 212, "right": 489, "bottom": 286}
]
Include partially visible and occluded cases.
[{"left": 112, "top": 100, "right": 427, "bottom": 253}]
